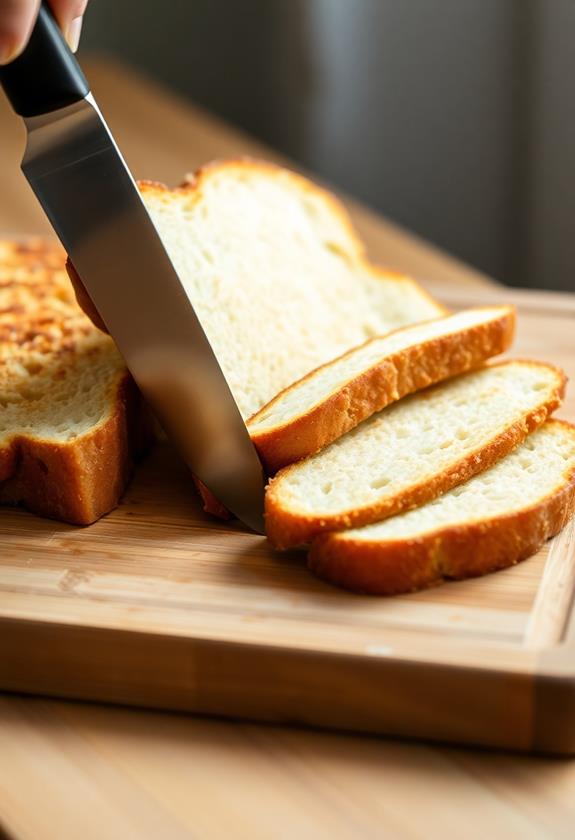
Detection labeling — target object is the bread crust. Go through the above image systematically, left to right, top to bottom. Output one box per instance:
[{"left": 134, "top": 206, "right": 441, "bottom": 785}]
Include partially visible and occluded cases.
[
  {"left": 0, "top": 240, "right": 153, "bottom": 525},
  {"left": 249, "top": 306, "right": 515, "bottom": 473},
  {"left": 265, "top": 361, "right": 567, "bottom": 549},
  {"left": 0, "top": 373, "right": 152, "bottom": 525},
  {"left": 308, "top": 420, "right": 575, "bottom": 594}
]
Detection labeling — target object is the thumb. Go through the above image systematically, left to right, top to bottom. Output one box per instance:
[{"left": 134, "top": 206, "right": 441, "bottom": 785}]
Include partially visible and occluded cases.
[
  {"left": 0, "top": 0, "right": 41, "bottom": 65},
  {"left": 48, "top": 0, "right": 89, "bottom": 52}
]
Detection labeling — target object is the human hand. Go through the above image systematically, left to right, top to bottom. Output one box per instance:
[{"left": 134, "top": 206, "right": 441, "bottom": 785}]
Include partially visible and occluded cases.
[
  {"left": 0, "top": 1, "right": 89, "bottom": 64},
  {"left": 66, "top": 258, "right": 108, "bottom": 333}
]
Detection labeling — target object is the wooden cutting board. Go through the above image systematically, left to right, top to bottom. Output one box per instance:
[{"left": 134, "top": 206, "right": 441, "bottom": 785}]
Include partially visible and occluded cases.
[{"left": 2, "top": 282, "right": 575, "bottom": 754}]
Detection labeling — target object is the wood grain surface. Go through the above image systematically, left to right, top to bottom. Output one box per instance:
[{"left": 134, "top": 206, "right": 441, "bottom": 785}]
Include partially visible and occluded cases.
[
  {"left": 1, "top": 55, "right": 575, "bottom": 839},
  {"left": 3, "top": 694, "right": 575, "bottom": 840}
]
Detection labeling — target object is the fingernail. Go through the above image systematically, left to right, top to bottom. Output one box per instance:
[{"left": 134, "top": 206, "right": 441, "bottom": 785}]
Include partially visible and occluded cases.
[
  {"left": 66, "top": 16, "right": 83, "bottom": 53},
  {"left": 0, "top": 39, "right": 20, "bottom": 66}
]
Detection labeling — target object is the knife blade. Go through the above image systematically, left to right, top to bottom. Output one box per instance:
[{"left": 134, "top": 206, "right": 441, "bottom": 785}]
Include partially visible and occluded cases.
[{"left": 0, "top": 4, "right": 266, "bottom": 533}]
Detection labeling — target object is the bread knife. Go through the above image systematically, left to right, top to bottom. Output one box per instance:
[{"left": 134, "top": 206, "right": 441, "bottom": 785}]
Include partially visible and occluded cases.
[{"left": 0, "top": 4, "right": 266, "bottom": 533}]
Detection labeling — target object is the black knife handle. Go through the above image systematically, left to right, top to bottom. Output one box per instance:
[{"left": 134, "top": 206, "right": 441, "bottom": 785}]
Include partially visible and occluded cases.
[{"left": 0, "top": 2, "right": 89, "bottom": 117}]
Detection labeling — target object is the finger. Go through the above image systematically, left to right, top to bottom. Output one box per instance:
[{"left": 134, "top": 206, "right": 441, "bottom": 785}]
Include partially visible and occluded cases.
[
  {"left": 0, "top": 0, "right": 41, "bottom": 65},
  {"left": 48, "top": 0, "right": 88, "bottom": 52},
  {"left": 66, "top": 258, "right": 109, "bottom": 333}
]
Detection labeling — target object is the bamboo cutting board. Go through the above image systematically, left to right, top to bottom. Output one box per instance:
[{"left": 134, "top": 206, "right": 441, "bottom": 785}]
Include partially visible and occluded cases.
[{"left": 1, "top": 282, "right": 575, "bottom": 754}]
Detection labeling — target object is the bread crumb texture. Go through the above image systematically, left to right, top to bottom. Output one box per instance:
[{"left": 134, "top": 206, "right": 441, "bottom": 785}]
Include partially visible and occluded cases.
[
  {"left": 139, "top": 160, "right": 444, "bottom": 420},
  {"left": 0, "top": 240, "right": 125, "bottom": 446},
  {"left": 341, "top": 420, "right": 575, "bottom": 541}
]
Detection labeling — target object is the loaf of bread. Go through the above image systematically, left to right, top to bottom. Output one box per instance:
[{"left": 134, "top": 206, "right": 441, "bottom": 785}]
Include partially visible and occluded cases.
[
  {"left": 62, "top": 158, "right": 574, "bottom": 595},
  {"left": 0, "top": 240, "right": 151, "bottom": 524},
  {"left": 248, "top": 306, "right": 515, "bottom": 473},
  {"left": 265, "top": 361, "right": 566, "bottom": 548},
  {"left": 308, "top": 420, "right": 575, "bottom": 594}
]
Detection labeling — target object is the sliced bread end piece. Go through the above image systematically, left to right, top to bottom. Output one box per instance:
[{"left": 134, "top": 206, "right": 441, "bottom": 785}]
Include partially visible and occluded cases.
[
  {"left": 0, "top": 240, "right": 153, "bottom": 525},
  {"left": 249, "top": 305, "right": 516, "bottom": 473},
  {"left": 265, "top": 360, "right": 566, "bottom": 549},
  {"left": 0, "top": 370, "right": 151, "bottom": 525},
  {"left": 308, "top": 420, "right": 575, "bottom": 594}
]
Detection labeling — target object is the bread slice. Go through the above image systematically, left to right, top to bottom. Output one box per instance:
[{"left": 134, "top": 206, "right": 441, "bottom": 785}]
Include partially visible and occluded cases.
[
  {"left": 136, "top": 159, "right": 446, "bottom": 421},
  {"left": 0, "top": 240, "right": 151, "bottom": 525},
  {"left": 248, "top": 306, "right": 515, "bottom": 473},
  {"left": 265, "top": 360, "right": 566, "bottom": 548},
  {"left": 308, "top": 420, "right": 575, "bottom": 594}
]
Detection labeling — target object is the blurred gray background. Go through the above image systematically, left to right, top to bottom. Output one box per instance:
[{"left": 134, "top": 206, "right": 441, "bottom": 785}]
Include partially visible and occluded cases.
[{"left": 82, "top": 0, "right": 575, "bottom": 291}]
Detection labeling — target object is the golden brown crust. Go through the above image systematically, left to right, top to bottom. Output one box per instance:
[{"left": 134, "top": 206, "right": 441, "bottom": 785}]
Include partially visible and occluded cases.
[
  {"left": 0, "top": 239, "right": 91, "bottom": 367},
  {"left": 0, "top": 240, "right": 153, "bottom": 525},
  {"left": 249, "top": 307, "right": 516, "bottom": 474},
  {"left": 265, "top": 361, "right": 567, "bottom": 549},
  {"left": 0, "top": 373, "right": 152, "bottom": 525},
  {"left": 308, "top": 420, "right": 575, "bottom": 594}
]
